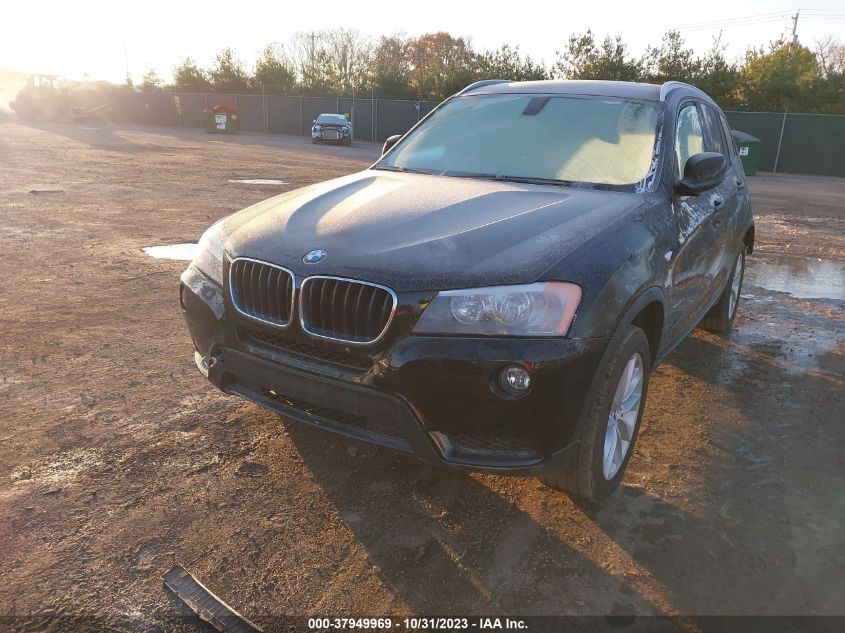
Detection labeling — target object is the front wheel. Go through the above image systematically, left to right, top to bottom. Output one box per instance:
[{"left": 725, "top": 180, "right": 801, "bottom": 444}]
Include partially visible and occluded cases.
[
  {"left": 700, "top": 250, "right": 745, "bottom": 333},
  {"left": 541, "top": 324, "right": 651, "bottom": 503}
]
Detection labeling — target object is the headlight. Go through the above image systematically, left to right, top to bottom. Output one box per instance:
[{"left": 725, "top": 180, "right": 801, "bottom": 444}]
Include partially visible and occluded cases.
[
  {"left": 313, "top": 125, "right": 321, "bottom": 131},
  {"left": 342, "top": 126, "right": 349, "bottom": 133},
  {"left": 193, "top": 222, "right": 226, "bottom": 286},
  {"left": 413, "top": 282, "right": 581, "bottom": 336}
]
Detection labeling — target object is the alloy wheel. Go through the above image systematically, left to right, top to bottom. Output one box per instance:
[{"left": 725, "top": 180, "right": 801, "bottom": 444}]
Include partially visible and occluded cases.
[
  {"left": 728, "top": 253, "right": 744, "bottom": 319},
  {"left": 603, "top": 352, "right": 644, "bottom": 480}
]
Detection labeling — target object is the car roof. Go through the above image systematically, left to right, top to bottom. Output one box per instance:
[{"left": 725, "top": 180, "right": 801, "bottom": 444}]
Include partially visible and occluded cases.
[{"left": 460, "top": 79, "right": 715, "bottom": 105}]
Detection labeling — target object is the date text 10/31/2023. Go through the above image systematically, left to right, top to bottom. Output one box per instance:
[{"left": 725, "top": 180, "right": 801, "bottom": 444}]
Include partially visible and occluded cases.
[{"left": 307, "top": 617, "right": 528, "bottom": 630}]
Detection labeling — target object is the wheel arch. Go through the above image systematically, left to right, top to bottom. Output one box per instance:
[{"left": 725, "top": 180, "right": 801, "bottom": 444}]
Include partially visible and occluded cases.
[
  {"left": 743, "top": 223, "right": 755, "bottom": 254},
  {"left": 563, "top": 285, "right": 666, "bottom": 480},
  {"left": 608, "top": 285, "right": 667, "bottom": 369}
]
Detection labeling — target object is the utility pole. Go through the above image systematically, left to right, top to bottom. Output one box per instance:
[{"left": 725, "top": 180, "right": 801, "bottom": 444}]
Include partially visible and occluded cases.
[
  {"left": 777, "top": 10, "right": 799, "bottom": 172},
  {"left": 305, "top": 32, "right": 320, "bottom": 90},
  {"left": 124, "top": 41, "right": 131, "bottom": 86}
]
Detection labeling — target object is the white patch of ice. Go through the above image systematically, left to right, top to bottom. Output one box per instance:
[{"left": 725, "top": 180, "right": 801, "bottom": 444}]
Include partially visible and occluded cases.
[{"left": 143, "top": 243, "right": 197, "bottom": 260}]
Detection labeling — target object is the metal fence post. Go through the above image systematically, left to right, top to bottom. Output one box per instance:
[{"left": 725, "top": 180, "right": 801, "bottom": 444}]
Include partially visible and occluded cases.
[
  {"left": 299, "top": 96, "right": 303, "bottom": 136},
  {"left": 773, "top": 110, "right": 788, "bottom": 174}
]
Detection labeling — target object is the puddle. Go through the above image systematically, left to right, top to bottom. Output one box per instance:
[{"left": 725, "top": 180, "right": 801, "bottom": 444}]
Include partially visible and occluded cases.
[
  {"left": 228, "top": 179, "right": 288, "bottom": 185},
  {"left": 142, "top": 243, "right": 197, "bottom": 260},
  {"left": 745, "top": 254, "right": 845, "bottom": 300}
]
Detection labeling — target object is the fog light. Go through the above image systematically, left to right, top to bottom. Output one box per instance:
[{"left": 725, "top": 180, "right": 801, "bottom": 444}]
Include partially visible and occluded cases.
[{"left": 499, "top": 365, "right": 531, "bottom": 395}]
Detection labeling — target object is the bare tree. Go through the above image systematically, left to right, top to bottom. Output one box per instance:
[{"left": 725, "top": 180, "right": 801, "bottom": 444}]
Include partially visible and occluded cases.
[
  {"left": 324, "top": 29, "right": 371, "bottom": 93},
  {"left": 289, "top": 30, "right": 371, "bottom": 94},
  {"left": 815, "top": 35, "right": 845, "bottom": 77}
]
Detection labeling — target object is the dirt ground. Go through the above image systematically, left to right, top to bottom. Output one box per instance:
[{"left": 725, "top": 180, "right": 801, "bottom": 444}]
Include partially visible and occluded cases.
[{"left": 1, "top": 118, "right": 843, "bottom": 631}]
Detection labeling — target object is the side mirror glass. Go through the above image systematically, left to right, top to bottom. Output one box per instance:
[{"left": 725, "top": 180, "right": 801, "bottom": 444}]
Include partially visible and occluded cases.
[
  {"left": 382, "top": 134, "right": 402, "bottom": 156},
  {"left": 675, "top": 152, "right": 726, "bottom": 196}
]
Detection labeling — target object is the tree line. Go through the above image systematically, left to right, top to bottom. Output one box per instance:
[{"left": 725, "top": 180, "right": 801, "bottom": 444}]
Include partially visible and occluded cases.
[{"left": 139, "top": 29, "right": 845, "bottom": 114}]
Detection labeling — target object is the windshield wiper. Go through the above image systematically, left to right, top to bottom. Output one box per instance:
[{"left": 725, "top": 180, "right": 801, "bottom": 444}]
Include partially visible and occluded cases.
[
  {"left": 372, "top": 164, "right": 432, "bottom": 175},
  {"left": 377, "top": 167, "right": 572, "bottom": 187},
  {"left": 440, "top": 170, "right": 572, "bottom": 187},
  {"left": 491, "top": 175, "right": 572, "bottom": 187}
]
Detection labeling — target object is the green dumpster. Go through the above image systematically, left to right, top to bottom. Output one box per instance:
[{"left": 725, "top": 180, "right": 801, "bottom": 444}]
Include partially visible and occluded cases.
[
  {"left": 204, "top": 104, "right": 239, "bottom": 134},
  {"left": 730, "top": 130, "right": 761, "bottom": 176}
]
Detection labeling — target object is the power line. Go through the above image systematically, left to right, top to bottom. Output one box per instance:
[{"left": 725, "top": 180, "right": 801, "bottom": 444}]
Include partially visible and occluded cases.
[
  {"left": 674, "top": 8, "right": 845, "bottom": 34},
  {"left": 675, "top": 11, "right": 794, "bottom": 29},
  {"left": 678, "top": 17, "right": 794, "bottom": 34},
  {"left": 680, "top": 17, "right": 794, "bottom": 34}
]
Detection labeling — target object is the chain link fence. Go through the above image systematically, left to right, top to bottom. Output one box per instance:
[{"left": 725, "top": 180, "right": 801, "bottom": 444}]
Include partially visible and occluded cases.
[
  {"left": 59, "top": 90, "right": 845, "bottom": 178},
  {"left": 86, "top": 91, "right": 438, "bottom": 144},
  {"left": 723, "top": 111, "right": 845, "bottom": 177}
]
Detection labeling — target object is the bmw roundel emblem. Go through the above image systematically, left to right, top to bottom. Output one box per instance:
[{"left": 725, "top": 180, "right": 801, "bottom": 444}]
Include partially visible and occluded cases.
[{"left": 303, "top": 249, "right": 327, "bottom": 264}]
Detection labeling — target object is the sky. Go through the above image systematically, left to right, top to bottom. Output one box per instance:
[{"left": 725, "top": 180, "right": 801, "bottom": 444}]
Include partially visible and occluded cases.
[{"left": 2, "top": 0, "right": 844, "bottom": 83}]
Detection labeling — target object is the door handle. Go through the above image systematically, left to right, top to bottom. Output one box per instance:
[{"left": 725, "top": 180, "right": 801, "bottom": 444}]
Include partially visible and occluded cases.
[
  {"left": 735, "top": 178, "right": 745, "bottom": 189},
  {"left": 712, "top": 198, "right": 724, "bottom": 210}
]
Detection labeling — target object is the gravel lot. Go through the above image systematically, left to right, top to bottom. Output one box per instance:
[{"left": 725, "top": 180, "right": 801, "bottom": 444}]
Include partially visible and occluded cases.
[{"left": 1, "top": 118, "right": 843, "bottom": 631}]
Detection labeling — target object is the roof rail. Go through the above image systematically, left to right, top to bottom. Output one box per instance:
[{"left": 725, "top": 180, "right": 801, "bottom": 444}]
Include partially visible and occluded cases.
[
  {"left": 456, "top": 79, "right": 509, "bottom": 96},
  {"left": 660, "top": 80, "right": 714, "bottom": 102},
  {"left": 659, "top": 81, "right": 689, "bottom": 101}
]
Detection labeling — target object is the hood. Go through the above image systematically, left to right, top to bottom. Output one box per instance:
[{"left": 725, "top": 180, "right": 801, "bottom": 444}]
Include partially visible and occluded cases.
[{"left": 221, "top": 170, "right": 643, "bottom": 291}]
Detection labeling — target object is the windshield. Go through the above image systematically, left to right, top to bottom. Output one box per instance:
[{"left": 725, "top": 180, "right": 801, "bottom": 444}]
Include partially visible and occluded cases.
[
  {"left": 376, "top": 94, "right": 662, "bottom": 188},
  {"left": 317, "top": 114, "right": 348, "bottom": 125}
]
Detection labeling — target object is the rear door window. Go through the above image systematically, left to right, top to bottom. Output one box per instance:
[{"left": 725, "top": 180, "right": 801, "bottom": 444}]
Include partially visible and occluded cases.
[
  {"left": 701, "top": 105, "right": 729, "bottom": 163},
  {"left": 719, "top": 113, "right": 739, "bottom": 162}
]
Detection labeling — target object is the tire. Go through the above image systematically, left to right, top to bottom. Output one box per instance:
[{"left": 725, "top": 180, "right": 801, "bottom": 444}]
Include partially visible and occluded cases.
[
  {"left": 343, "top": 137, "right": 352, "bottom": 146},
  {"left": 312, "top": 138, "right": 319, "bottom": 144},
  {"left": 699, "top": 250, "right": 745, "bottom": 334},
  {"left": 541, "top": 325, "right": 651, "bottom": 503}
]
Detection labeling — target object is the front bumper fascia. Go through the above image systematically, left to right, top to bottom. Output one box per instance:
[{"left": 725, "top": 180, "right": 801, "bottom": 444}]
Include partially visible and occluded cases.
[{"left": 180, "top": 265, "right": 608, "bottom": 475}]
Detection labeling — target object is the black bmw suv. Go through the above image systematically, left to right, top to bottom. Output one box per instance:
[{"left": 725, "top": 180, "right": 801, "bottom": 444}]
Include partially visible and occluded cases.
[{"left": 180, "top": 80, "right": 753, "bottom": 502}]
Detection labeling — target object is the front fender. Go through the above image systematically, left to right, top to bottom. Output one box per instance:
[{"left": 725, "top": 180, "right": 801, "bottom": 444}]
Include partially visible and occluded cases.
[{"left": 544, "top": 215, "right": 669, "bottom": 340}]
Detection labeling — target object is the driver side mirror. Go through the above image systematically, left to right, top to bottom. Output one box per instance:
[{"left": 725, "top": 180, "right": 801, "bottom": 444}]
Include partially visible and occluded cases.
[
  {"left": 382, "top": 134, "right": 402, "bottom": 156},
  {"left": 674, "top": 152, "right": 726, "bottom": 196}
]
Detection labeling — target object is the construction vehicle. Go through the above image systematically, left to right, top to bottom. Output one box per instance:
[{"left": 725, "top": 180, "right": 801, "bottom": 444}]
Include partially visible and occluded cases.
[{"left": 11, "top": 74, "right": 90, "bottom": 122}]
